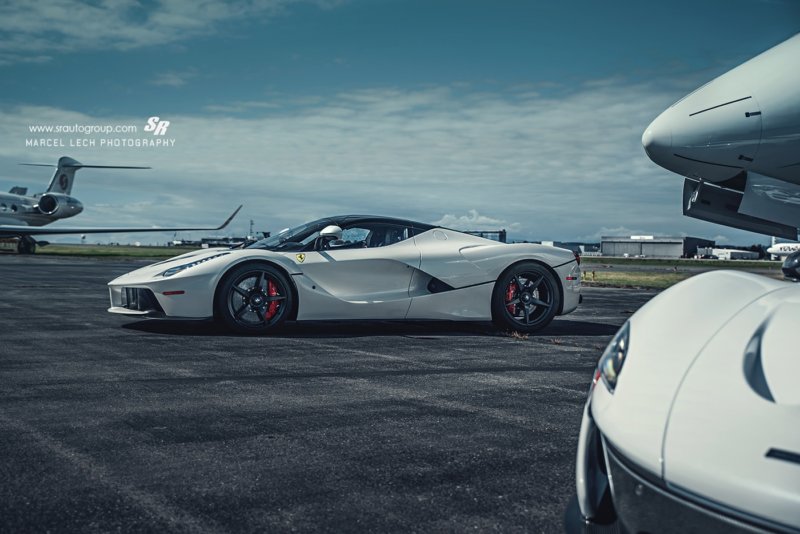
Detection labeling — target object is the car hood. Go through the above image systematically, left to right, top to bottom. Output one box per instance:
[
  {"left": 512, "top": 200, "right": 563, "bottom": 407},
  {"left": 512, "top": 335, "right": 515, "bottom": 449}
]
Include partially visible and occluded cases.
[
  {"left": 108, "top": 247, "right": 304, "bottom": 285},
  {"left": 109, "top": 247, "right": 231, "bottom": 281},
  {"left": 590, "top": 271, "right": 788, "bottom": 477},
  {"left": 662, "top": 284, "right": 800, "bottom": 529}
]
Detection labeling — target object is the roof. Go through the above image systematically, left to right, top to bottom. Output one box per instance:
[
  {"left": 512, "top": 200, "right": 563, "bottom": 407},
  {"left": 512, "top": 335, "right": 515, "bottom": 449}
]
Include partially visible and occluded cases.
[{"left": 328, "top": 215, "right": 435, "bottom": 231}]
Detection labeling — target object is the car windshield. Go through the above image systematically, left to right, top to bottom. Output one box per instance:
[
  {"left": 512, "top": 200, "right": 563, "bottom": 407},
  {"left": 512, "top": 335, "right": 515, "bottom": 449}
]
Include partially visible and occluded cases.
[{"left": 246, "top": 218, "right": 330, "bottom": 251}]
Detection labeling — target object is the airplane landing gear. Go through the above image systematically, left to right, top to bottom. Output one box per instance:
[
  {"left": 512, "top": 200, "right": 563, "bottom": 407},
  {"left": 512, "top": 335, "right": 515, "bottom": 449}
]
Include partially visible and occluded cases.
[{"left": 17, "top": 236, "right": 36, "bottom": 254}]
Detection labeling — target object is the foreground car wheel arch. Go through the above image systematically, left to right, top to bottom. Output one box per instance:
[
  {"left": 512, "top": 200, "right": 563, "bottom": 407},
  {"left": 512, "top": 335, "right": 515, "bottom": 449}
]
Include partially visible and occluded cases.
[
  {"left": 491, "top": 260, "right": 562, "bottom": 333},
  {"left": 214, "top": 261, "right": 297, "bottom": 333}
]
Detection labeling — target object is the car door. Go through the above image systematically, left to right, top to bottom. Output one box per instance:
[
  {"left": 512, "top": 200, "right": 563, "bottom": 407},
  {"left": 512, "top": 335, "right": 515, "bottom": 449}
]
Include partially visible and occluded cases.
[{"left": 296, "top": 222, "right": 421, "bottom": 319}]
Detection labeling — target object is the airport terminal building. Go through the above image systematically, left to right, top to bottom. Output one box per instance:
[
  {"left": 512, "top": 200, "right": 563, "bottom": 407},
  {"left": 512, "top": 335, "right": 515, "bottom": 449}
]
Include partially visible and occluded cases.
[{"left": 601, "top": 235, "right": 714, "bottom": 259}]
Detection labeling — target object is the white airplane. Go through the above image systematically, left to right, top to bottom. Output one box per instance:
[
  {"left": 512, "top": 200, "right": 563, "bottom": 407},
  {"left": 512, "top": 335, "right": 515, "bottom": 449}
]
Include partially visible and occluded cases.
[
  {"left": 642, "top": 33, "right": 800, "bottom": 240},
  {"left": 0, "top": 156, "right": 241, "bottom": 253},
  {"left": 766, "top": 241, "right": 800, "bottom": 257}
]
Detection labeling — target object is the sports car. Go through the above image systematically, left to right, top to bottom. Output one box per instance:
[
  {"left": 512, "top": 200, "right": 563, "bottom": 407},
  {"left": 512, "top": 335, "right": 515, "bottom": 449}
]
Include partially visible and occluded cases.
[
  {"left": 108, "top": 215, "right": 581, "bottom": 333},
  {"left": 566, "top": 263, "right": 800, "bottom": 533}
]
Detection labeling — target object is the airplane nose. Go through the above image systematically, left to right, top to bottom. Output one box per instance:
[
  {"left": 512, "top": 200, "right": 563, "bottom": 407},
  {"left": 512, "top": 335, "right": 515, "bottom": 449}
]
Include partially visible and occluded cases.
[
  {"left": 642, "top": 110, "right": 674, "bottom": 173},
  {"left": 642, "top": 112, "right": 672, "bottom": 164}
]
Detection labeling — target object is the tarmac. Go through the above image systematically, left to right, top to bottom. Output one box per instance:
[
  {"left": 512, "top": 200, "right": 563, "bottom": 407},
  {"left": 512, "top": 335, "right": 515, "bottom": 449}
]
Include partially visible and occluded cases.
[{"left": 0, "top": 254, "right": 657, "bottom": 533}]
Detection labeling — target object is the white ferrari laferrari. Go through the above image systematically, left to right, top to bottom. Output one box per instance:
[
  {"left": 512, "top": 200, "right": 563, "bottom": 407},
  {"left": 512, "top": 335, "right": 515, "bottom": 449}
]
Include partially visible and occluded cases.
[
  {"left": 108, "top": 215, "right": 581, "bottom": 333},
  {"left": 566, "top": 266, "right": 800, "bottom": 533}
]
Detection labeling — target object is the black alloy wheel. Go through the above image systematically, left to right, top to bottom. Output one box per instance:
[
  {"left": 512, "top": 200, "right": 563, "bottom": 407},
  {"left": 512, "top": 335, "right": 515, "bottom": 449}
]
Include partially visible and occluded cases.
[
  {"left": 492, "top": 262, "right": 560, "bottom": 333},
  {"left": 216, "top": 263, "right": 293, "bottom": 334}
]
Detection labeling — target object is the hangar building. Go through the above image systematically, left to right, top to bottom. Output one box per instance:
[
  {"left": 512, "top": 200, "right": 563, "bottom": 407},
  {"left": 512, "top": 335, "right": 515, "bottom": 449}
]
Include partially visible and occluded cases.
[
  {"left": 601, "top": 235, "right": 714, "bottom": 259},
  {"left": 705, "top": 248, "right": 760, "bottom": 260}
]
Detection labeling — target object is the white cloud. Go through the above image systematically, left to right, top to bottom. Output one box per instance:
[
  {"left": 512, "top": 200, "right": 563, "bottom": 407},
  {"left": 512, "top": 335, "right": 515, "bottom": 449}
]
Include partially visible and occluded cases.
[
  {"left": 0, "top": 1, "right": 333, "bottom": 65},
  {"left": 150, "top": 69, "right": 197, "bottom": 87},
  {"left": 0, "top": 79, "right": 773, "bottom": 244},
  {"left": 433, "top": 210, "right": 520, "bottom": 232},
  {"left": 712, "top": 234, "right": 731, "bottom": 244}
]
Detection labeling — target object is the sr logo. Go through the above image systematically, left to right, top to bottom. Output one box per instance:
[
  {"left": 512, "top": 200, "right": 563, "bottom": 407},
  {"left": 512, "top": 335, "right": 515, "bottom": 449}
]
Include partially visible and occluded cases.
[{"left": 144, "top": 116, "right": 170, "bottom": 136}]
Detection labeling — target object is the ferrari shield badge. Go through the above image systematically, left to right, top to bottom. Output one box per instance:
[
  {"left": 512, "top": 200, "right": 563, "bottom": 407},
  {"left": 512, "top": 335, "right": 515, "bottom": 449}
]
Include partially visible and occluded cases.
[{"left": 296, "top": 253, "right": 306, "bottom": 263}]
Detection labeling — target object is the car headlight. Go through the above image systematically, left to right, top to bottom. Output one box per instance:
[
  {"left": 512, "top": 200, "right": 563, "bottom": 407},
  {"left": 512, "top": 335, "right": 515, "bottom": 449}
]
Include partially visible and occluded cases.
[
  {"left": 161, "top": 252, "right": 229, "bottom": 277},
  {"left": 596, "top": 321, "right": 630, "bottom": 393}
]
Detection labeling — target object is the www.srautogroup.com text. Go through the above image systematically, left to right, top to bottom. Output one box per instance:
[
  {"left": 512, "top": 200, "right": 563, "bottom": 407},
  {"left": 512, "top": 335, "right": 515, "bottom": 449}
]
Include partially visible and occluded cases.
[
  {"left": 28, "top": 123, "right": 138, "bottom": 135},
  {"left": 25, "top": 138, "right": 176, "bottom": 148}
]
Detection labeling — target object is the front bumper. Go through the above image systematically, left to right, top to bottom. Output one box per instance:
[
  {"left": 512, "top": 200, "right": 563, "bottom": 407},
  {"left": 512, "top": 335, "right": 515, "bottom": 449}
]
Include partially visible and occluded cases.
[
  {"left": 108, "top": 271, "right": 218, "bottom": 319},
  {"left": 567, "top": 404, "right": 797, "bottom": 534},
  {"left": 601, "top": 443, "right": 785, "bottom": 534}
]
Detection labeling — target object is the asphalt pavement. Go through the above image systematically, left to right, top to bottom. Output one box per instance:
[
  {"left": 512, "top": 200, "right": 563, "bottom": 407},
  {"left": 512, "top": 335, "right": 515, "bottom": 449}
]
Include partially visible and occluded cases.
[{"left": 0, "top": 254, "right": 656, "bottom": 533}]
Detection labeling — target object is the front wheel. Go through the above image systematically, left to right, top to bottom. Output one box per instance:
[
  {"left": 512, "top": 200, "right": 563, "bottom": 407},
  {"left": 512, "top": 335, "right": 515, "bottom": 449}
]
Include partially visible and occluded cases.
[
  {"left": 492, "top": 262, "right": 560, "bottom": 333},
  {"left": 215, "top": 263, "right": 294, "bottom": 334}
]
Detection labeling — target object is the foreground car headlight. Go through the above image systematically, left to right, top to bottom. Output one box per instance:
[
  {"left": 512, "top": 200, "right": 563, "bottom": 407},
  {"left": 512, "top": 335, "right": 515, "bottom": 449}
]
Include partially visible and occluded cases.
[
  {"left": 161, "top": 252, "right": 230, "bottom": 277},
  {"left": 596, "top": 321, "right": 630, "bottom": 393}
]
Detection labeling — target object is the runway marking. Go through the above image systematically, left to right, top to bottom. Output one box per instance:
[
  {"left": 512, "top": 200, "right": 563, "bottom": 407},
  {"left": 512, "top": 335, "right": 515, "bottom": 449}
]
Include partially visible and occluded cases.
[
  {"left": 288, "top": 338, "right": 441, "bottom": 365},
  {"left": 128, "top": 358, "right": 204, "bottom": 379},
  {"left": 2, "top": 365, "right": 591, "bottom": 388},
  {"left": 342, "top": 379, "right": 582, "bottom": 430},
  {"left": 0, "top": 411, "right": 227, "bottom": 534}
]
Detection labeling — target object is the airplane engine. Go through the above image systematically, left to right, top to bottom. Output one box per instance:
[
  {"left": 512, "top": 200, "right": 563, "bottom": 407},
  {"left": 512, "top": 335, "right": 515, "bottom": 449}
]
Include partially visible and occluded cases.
[
  {"left": 36, "top": 193, "right": 83, "bottom": 218},
  {"left": 37, "top": 193, "right": 59, "bottom": 214}
]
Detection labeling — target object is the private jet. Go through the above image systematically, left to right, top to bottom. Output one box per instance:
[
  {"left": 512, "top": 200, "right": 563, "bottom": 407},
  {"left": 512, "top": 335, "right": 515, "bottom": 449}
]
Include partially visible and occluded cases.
[{"left": 0, "top": 156, "right": 240, "bottom": 253}]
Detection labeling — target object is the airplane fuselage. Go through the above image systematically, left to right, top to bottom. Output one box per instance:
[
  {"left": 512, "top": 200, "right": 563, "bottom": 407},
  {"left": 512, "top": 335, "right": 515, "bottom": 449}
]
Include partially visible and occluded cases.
[
  {"left": 642, "top": 33, "right": 800, "bottom": 239},
  {"left": 643, "top": 34, "right": 800, "bottom": 185},
  {"left": 0, "top": 191, "right": 83, "bottom": 227},
  {"left": 767, "top": 242, "right": 800, "bottom": 257}
]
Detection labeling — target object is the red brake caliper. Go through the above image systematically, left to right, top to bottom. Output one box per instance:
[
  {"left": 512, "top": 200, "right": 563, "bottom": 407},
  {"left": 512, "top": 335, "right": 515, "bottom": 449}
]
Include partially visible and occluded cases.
[
  {"left": 265, "top": 280, "right": 279, "bottom": 320},
  {"left": 505, "top": 281, "right": 516, "bottom": 314}
]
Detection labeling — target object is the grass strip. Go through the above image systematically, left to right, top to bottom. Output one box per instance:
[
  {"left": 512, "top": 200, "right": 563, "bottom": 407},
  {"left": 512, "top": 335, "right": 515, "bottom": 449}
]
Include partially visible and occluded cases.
[{"left": 36, "top": 244, "right": 198, "bottom": 258}]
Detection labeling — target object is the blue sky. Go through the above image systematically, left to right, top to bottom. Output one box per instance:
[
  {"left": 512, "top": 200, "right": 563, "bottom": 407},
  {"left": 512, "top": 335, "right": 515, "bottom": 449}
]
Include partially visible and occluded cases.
[{"left": 0, "top": 0, "right": 798, "bottom": 244}]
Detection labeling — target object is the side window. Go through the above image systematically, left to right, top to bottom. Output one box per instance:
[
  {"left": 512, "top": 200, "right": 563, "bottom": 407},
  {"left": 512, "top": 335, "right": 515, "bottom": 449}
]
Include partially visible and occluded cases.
[
  {"left": 336, "top": 223, "right": 413, "bottom": 249},
  {"left": 364, "top": 224, "right": 411, "bottom": 248},
  {"left": 341, "top": 227, "right": 370, "bottom": 244}
]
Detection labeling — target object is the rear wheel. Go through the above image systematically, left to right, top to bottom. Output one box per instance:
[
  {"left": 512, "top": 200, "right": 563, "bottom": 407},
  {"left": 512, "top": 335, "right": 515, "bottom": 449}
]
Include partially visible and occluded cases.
[
  {"left": 17, "top": 237, "right": 36, "bottom": 254},
  {"left": 492, "top": 262, "right": 560, "bottom": 333},
  {"left": 215, "top": 263, "right": 294, "bottom": 334}
]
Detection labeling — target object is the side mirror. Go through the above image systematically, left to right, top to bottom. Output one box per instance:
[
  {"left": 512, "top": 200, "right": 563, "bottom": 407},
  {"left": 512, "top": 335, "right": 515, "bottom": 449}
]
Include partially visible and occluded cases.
[
  {"left": 319, "top": 225, "right": 343, "bottom": 240},
  {"left": 782, "top": 250, "right": 800, "bottom": 282}
]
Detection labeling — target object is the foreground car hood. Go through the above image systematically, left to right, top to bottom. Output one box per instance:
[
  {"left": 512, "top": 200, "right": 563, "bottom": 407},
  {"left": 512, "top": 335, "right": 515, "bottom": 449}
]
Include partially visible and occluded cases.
[
  {"left": 591, "top": 271, "right": 788, "bottom": 476},
  {"left": 663, "top": 286, "right": 800, "bottom": 529}
]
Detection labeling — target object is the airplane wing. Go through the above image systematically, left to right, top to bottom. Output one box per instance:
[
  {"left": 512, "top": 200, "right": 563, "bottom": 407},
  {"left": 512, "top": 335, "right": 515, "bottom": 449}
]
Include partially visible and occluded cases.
[{"left": 0, "top": 205, "right": 242, "bottom": 238}]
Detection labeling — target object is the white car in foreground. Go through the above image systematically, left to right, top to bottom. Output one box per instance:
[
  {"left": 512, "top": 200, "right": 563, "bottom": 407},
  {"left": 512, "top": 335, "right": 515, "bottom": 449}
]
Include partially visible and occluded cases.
[
  {"left": 108, "top": 215, "right": 581, "bottom": 333},
  {"left": 566, "top": 265, "right": 800, "bottom": 533}
]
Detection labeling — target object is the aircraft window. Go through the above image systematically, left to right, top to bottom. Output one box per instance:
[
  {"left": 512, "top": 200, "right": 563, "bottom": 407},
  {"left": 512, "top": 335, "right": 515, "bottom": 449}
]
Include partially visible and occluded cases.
[
  {"left": 0, "top": 203, "right": 6, "bottom": 211},
  {"left": 10, "top": 204, "right": 17, "bottom": 212}
]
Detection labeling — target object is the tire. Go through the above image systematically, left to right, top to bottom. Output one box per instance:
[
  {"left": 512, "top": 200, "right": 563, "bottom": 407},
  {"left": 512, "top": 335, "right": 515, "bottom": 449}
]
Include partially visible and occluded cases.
[
  {"left": 17, "top": 237, "right": 36, "bottom": 254},
  {"left": 215, "top": 262, "right": 294, "bottom": 334},
  {"left": 491, "top": 262, "right": 560, "bottom": 333}
]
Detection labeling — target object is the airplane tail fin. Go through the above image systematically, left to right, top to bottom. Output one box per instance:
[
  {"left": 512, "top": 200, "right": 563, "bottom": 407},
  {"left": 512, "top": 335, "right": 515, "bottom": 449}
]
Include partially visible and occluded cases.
[{"left": 20, "top": 156, "right": 150, "bottom": 195}]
